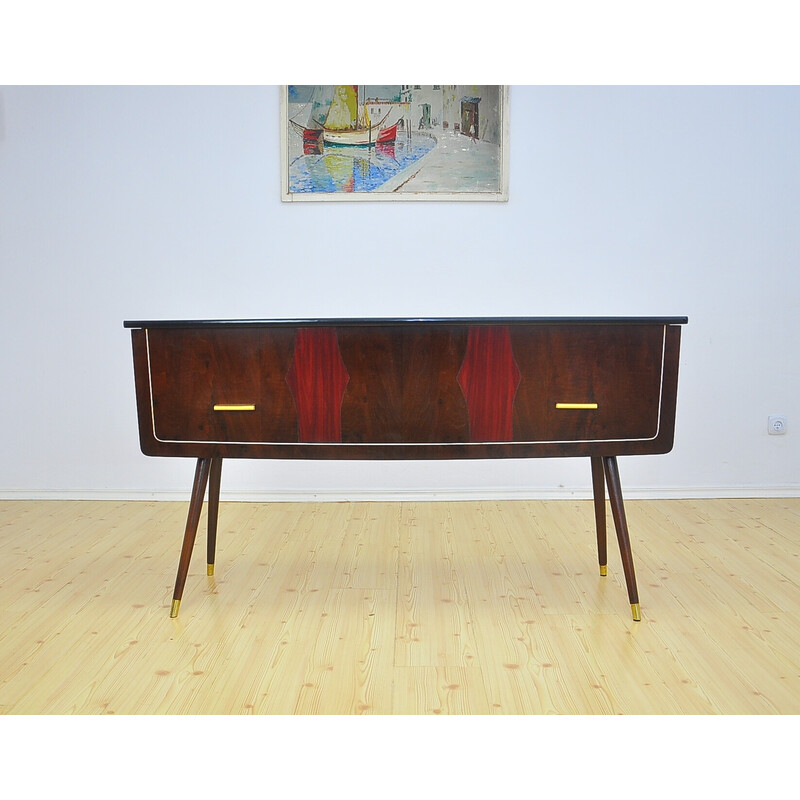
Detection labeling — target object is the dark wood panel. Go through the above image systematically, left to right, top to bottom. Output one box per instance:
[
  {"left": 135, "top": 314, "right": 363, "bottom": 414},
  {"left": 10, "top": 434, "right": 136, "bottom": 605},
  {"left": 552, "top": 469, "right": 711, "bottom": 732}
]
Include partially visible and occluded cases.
[
  {"left": 511, "top": 324, "right": 665, "bottom": 442},
  {"left": 401, "top": 326, "right": 470, "bottom": 444},
  {"left": 339, "top": 327, "right": 404, "bottom": 443},
  {"left": 146, "top": 328, "right": 297, "bottom": 443}
]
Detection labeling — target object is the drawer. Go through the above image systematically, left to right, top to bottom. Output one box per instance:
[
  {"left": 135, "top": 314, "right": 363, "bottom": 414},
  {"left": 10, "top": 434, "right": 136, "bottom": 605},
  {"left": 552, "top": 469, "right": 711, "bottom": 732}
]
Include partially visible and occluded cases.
[
  {"left": 511, "top": 324, "right": 666, "bottom": 443},
  {"left": 146, "top": 328, "right": 297, "bottom": 443}
]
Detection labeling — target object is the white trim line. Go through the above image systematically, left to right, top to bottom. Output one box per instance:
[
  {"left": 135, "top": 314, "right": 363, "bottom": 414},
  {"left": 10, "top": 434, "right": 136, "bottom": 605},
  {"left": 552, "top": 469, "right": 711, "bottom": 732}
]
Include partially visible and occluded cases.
[{"left": 144, "top": 324, "right": 670, "bottom": 448}]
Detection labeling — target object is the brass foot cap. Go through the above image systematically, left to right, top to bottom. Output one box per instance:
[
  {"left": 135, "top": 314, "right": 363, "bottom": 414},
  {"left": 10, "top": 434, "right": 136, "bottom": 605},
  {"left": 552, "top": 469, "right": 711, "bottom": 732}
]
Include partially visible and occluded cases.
[
  {"left": 207, "top": 564, "right": 215, "bottom": 576},
  {"left": 599, "top": 565, "right": 608, "bottom": 577},
  {"left": 170, "top": 599, "right": 180, "bottom": 618},
  {"left": 631, "top": 603, "right": 641, "bottom": 622}
]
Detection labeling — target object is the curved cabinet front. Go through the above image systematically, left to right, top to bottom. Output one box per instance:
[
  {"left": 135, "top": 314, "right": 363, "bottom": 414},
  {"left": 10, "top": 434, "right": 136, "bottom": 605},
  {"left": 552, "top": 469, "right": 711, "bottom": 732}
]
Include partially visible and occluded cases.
[{"left": 130, "top": 318, "right": 682, "bottom": 459}]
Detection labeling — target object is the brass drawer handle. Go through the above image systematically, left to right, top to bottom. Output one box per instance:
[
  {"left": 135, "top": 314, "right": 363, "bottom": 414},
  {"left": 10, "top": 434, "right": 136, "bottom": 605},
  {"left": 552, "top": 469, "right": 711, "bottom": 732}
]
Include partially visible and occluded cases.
[
  {"left": 555, "top": 402, "right": 598, "bottom": 410},
  {"left": 213, "top": 404, "right": 256, "bottom": 412}
]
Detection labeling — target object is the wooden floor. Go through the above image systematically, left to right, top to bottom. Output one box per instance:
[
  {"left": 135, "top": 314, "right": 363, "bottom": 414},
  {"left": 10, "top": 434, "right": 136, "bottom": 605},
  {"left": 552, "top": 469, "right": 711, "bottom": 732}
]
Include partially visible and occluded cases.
[{"left": 1, "top": 496, "right": 799, "bottom": 714}]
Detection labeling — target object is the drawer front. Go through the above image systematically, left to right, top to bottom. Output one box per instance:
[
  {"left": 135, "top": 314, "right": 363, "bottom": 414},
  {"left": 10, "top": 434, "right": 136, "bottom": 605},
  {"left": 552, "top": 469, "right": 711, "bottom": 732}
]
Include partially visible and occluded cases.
[
  {"left": 511, "top": 324, "right": 666, "bottom": 442},
  {"left": 146, "top": 328, "right": 298, "bottom": 443}
]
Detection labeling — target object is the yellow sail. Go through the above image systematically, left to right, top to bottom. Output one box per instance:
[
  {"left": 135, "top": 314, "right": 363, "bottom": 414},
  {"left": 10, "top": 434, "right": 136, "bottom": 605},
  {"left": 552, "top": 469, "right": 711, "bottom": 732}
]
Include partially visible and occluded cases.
[{"left": 325, "top": 85, "right": 359, "bottom": 130}]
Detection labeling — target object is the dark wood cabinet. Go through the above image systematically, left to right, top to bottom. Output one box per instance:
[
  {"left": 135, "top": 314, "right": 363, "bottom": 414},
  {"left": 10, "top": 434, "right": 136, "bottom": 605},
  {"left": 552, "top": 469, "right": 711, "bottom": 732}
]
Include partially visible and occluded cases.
[{"left": 125, "top": 317, "right": 686, "bottom": 620}]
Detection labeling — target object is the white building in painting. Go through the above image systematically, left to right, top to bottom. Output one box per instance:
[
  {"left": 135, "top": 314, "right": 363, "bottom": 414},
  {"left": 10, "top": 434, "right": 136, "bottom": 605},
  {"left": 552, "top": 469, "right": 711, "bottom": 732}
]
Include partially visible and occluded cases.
[
  {"left": 400, "top": 85, "right": 503, "bottom": 144},
  {"left": 400, "top": 85, "right": 444, "bottom": 130}
]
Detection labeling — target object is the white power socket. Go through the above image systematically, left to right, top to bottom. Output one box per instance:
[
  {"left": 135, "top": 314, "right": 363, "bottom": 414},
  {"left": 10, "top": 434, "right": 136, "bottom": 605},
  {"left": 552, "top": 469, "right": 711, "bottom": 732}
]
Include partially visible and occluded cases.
[{"left": 768, "top": 415, "right": 787, "bottom": 435}]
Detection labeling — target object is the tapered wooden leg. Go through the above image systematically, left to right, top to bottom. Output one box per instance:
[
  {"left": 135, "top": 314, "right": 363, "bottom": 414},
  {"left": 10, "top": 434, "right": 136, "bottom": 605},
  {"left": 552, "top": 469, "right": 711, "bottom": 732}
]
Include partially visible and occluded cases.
[
  {"left": 590, "top": 456, "right": 607, "bottom": 576},
  {"left": 602, "top": 456, "right": 641, "bottom": 621},
  {"left": 170, "top": 457, "right": 212, "bottom": 618},
  {"left": 206, "top": 458, "right": 223, "bottom": 576}
]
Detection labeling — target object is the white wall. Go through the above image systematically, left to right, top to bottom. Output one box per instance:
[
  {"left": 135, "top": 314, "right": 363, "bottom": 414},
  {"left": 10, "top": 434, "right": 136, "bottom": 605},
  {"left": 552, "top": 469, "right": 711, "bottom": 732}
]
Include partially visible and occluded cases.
[{"left": 1, "top": 85, "right": 797, "bottom": 500}]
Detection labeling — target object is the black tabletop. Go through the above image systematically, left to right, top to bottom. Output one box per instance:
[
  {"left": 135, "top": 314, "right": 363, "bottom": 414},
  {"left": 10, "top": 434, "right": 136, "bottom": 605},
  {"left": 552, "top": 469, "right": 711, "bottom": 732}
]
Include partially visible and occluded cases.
[{"left": 125, "top": 316, "right": 688, "bottom": 329}]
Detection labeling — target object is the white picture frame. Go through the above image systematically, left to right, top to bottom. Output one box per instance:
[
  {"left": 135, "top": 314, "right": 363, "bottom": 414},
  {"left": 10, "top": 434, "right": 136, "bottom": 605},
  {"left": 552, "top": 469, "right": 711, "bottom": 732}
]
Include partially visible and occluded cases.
[{"left": 281, "top": 85, "right": 509, "bottom": 202}]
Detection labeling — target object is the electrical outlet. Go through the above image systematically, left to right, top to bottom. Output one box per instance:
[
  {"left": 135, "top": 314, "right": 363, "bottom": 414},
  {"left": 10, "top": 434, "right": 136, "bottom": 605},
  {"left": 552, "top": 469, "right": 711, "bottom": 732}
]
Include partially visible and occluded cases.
[{"left": 768, "top": 415, "right": 787, "bottom": 435}]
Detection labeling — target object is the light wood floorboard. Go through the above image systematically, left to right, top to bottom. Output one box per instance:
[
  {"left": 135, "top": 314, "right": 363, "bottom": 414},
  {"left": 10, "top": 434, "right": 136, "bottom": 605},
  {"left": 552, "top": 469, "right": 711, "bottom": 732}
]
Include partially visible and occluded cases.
[{"left": 1, "top": 497, "right": 799, "bottom": 714}]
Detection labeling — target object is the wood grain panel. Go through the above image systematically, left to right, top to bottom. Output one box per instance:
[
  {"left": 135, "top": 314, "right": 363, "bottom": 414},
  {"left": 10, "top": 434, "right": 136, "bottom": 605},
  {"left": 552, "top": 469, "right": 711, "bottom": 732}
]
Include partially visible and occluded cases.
[
  {"left": 511, "top": 324, "right": 665, "bottom": 442},
  {"left": 457, "top": 325, "right": 521, "bottom": 441},
  {"left": 401, "top": 326, "right": 470, "bottom": 443},
  {"left": 285, "top": 327, "right": 349, "bottom": 442},
  {"left": 338, "top": 327, "right": 404, "bottom": 443},
  {"left": 147, "top": 328, "right": 297, "bottom": 443}
]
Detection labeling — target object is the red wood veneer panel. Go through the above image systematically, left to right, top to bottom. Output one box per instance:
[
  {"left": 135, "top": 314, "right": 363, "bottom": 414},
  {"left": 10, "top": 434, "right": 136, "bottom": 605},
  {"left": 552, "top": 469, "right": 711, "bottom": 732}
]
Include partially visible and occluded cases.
[
  {"left": 457, "top": 326, "right": 521, "bottom": 442},
  {"left": 286, "top": 328, "right": 350, "bottom": 442}
]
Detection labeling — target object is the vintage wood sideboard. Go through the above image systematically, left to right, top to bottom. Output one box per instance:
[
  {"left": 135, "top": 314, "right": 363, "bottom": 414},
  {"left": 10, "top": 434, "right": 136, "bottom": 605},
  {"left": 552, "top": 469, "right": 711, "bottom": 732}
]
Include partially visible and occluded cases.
[{"left": 125, "top": 317, "right": 686, "bottom": 620}]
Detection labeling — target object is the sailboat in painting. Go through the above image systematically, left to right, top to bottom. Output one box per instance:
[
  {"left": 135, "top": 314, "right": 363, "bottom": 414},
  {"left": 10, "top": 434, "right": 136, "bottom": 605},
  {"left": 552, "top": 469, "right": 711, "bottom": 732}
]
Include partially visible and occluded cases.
[{"left": 290, "top": 85, "right": 398, "bottom": 149}]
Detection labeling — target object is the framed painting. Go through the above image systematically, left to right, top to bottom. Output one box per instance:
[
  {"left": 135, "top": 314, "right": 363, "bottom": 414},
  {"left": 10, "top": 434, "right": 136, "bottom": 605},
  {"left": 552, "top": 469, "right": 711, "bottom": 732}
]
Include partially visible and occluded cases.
[{"left": 281, "top": 85, "right": 509, "bottom": 202}]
